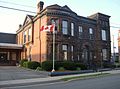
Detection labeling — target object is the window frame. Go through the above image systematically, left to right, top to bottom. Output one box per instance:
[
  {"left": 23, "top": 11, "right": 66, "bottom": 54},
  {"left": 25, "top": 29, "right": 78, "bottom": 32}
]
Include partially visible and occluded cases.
[
  {"left": 62, "top": 20, "right": 68, "bottom": 35},
  {"left": 71, "top": 22, "right": 74, "bottom": 36},
  {"left": 78, "top": 26, "right": 83, "bottom": 39},
  {"left": 28, "top": 27, "right": 32, "bottom": 42},
  {"left": 102, "top": 29, "right": 107, "bottom": 41},
  {"left": 23, "top": 31, "right": 27, "bottom": 43},
  {"left": 62, "top": 44, "right": 68, "bottom": 60}
]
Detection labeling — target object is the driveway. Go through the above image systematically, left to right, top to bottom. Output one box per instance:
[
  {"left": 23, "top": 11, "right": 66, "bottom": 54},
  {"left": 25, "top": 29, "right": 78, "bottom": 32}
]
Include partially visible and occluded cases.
[{"left": 0, "top": 66, "right": 49, "bottom": 81}]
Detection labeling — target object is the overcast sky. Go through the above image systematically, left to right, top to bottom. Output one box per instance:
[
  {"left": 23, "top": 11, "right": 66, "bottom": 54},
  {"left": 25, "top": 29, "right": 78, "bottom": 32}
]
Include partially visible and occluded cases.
[{"left": 0, "top": 0, "right": 120, "bottom": 53}]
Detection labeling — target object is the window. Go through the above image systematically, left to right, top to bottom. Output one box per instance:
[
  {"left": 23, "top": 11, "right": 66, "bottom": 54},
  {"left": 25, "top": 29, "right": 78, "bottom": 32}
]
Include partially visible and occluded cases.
[
  {"left": 51, "top": 19, "right": 59, "bottom": 32},
  {"left": 62, "top": 21, "right": 68, "bottom": 35},
  {"left": 105, "top": 22, "right": 108, "bottom": 27},
  {"left": 71, "top": 23, "right": 74, "bottom": 36},
  {"left": 79, "top": 26, "right": 83, "bottom": 39},
  {"left": 28, "top": 27, "right": 32, "bottom": 41},
  {"left": 89, "top": 28, "right": 94, "bottom": 40},
  {"left": 89, "top": 28, "right": 93, "bottom": 34},
  {"left": 102, "top": 30, "right": 107, "bottom": 40},
  {"left": 23, "top": 31, "right": 27, "bottom": 43},
  {"left": 62, "top": 45, "right": 68, "bottom": 60},
  {"left": 62, "top": 45, "right": 67, "bottom": 51},
  {"left": 71, "top": 45, "right": 74, "bottom": 61},
  {"left": 71, "top": 45, "right": 73, "bottom": 52},
  {"left": 102, "top": 49, "right": 107, "bottom": 60},
  {"left": 64, "top": 52, "right": 67, "bottom": 60},
  {"left": 77, "top": 55, "right": 80, "bottom": 61}
]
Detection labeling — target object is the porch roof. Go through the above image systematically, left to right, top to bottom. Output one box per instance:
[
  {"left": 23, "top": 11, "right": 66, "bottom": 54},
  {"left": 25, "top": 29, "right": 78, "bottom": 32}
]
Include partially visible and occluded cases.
[{"left": 0, "top": 43, "right": 23, "bottom": 49}]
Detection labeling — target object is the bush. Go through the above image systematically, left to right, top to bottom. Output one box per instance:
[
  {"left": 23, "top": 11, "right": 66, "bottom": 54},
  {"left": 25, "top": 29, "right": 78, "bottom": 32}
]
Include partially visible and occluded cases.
[
  {"left": 20, "top": 59, "right": 28, "bottom": 67},
  {"left": 23, "top": 61, "right": 28, "bottom": 68},
  {"left": 26, "top": 61, "right": 41, "bottom": 69},
  {"left": 42, "top": 61, "right": 87, "bottom": 71},
  {"left": 42, "top": 61, "right": 53, "bottom": 71},
  {"left": 60, "top": 61, "right": 76, "bottom": 70},
  {"left": 75, "top": 63, "right": 87, "bottom": 70},
  {"left": 58, "top": 67, "right": 65, "bottom": 71},
  {"left": 76, "top": 67, "right": 81, "bottom": 71}
]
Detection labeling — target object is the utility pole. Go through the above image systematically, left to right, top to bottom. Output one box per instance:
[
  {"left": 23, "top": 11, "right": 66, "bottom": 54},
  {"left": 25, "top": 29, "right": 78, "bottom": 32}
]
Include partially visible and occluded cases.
[{"left": 52, "top": 21, "right": 55, "bottom": 72}]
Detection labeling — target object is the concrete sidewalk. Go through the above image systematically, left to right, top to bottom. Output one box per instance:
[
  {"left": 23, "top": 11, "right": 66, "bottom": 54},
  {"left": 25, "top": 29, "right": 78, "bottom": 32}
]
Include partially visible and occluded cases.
[{"left": 0, "top": 69, "right": 120, "bottom": 88}]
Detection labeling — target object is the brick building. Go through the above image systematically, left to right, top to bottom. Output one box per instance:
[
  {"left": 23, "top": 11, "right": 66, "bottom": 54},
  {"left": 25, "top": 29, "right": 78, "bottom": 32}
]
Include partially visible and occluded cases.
[{"left": 16, "top": 1, "right": 111, "bottom": 68}]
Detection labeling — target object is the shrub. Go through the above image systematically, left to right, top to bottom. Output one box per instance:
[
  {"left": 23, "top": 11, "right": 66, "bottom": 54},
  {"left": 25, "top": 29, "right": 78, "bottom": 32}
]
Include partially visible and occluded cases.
[
  {"left": 20, "top": 59, "right": 28, "bottom": 67},
  {"left": 23, "top": 61, "right": 28, "bottom": 68},
  {"left": 27, "top": 61, "right": 41, "bottom": 69},
  {"left": 42, "top": 61, "right": 53, "bottom": 71},
  {"left": 42, "top": 61, "right": 87, "bottom": 71},
  {"left": 60, "top": 61, "right": 76, "bottom": 70},
  {"left": 75, "top": 63, "right": 87, "bottom": 70},
  {"left": 117, "top": 63, "right": 120, "bottom": 68},
  {"left": 58, "top": 67, "right": 65, "bottom": 71},
  {"left": 76, "top": 67, "right": 81, "bottom": 71}
]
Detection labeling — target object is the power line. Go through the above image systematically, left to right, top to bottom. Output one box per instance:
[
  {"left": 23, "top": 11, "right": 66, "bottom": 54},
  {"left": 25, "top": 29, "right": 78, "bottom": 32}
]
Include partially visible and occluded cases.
[
  {"left": 0, "top": 0, "right": 35, "bottom": 8},
  {"left": 0, "top": 5, "right": 36, "bottom": 14},
  {"left": 0, "top": 5, "right": 120, "bottom": 29},
  {"left": 111, "top": 22, "right": 120, "bottom": 26},
  {"left": 110, "top": 26, "right": 120, "bottom": 29}
]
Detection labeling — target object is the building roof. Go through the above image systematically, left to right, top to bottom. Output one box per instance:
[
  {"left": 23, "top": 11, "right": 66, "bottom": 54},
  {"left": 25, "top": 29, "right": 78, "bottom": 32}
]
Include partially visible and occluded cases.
[
  {"left": 0, "top": 32, "right": 16, "bottom": 44},
  {"left": 0, "top": 43, "right": 23, "bottom": 49}
]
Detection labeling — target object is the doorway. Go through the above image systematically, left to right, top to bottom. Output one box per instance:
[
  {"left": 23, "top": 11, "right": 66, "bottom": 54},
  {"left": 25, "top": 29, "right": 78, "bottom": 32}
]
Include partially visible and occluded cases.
[{"left": 0, "top": 52, "right": 8, "bottom": 63}]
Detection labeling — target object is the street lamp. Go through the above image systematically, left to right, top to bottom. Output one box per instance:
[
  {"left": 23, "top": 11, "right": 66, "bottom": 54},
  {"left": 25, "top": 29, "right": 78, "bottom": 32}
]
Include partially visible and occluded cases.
[{"left": 51, "top": 19, "right": 56, "bottom": 72}]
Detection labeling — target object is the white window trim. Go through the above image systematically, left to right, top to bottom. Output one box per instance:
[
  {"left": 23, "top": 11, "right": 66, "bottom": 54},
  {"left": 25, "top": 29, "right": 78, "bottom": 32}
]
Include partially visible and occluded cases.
[
  {"left": 62, "top": 21, "right": 68, "bottom": 35},
  {"left": 71, "top": 23, "right": 74, "bottom": 36},
  {"left": 102, "top": 30, "right": 107, "bottom": 41}
]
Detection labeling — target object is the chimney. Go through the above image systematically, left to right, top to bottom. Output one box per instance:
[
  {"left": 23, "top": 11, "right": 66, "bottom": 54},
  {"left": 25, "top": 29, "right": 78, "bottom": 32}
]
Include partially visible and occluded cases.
[
  {"left": 37, "top": 1, "right": 44, "bottom": 14},
  {"left": 19, "top": 24, "right": 22, "bottom": 29}
]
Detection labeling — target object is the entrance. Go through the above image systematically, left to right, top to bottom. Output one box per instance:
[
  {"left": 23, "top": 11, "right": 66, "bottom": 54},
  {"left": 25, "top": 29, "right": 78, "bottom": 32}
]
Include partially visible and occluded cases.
[{"left": 0, "top": 53, "right": 8, "bottom": 63}]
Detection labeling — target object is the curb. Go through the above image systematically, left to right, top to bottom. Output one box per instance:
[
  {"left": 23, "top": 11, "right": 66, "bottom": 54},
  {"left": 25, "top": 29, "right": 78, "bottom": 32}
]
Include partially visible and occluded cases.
[{"left": 0, "top": 77, "right": 61, "bottom": 88}]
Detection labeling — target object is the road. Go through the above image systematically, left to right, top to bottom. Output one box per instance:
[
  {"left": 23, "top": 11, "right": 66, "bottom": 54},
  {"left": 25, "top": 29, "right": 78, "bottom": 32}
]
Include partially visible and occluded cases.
[
  {"left": 0, "top": 66, "right": 48, "bottom": 81},
  {"left": 3, "top": 74, "right": 120, "bottom": 89}
]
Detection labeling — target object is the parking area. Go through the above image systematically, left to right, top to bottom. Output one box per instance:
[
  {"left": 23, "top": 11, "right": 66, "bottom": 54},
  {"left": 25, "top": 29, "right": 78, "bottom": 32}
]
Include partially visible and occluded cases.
[{"left": 0, "top": 66, "right": 49, "bottom": 81}]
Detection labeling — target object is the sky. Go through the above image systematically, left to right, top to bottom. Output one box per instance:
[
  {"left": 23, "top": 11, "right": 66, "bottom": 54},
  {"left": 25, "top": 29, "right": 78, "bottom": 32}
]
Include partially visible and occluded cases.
[{"left": 0, "top": 0, "right": 120, "bottom": 53}]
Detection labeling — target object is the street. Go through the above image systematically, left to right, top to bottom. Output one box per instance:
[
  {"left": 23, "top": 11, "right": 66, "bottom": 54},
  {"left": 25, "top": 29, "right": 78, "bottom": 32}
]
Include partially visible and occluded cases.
[
  {"left": 0, "top": 66, "right": 48, "bottom": 81},
  {"left": 3, "top": 74, "right": 120, "bottom": 89}
]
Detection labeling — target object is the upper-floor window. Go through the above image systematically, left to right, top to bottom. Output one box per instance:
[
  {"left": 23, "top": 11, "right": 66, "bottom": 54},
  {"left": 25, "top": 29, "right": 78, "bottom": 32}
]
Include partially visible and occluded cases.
[
  {"left": 51, "top": 19, "right": 59, "bottom": 32},
  {"left": 62, "top": 21, "right": 68, "bottom": 35},
  {"left": 105, "top": 22, "right": 108, "bottom": 27},
  {"left": 71, "top": 23, "right": 74, "bottom": 36},
  {"left": 78, "top": 26, "right": 83, "bottom": 39},
  {"left": 28, "top": 27, "right": 32, "bottom": 42},
  {"left": 89, "top": 28, "right": 94, "bottom": 40},
  {"left": 89, "top": 28, "right": 93, "bottom": 34},
  {"left": 102, "top": 30, "right": 107, "bottom": 40},
  {"left": 23, "top": 31, "right": 27, "bottom": 43}
]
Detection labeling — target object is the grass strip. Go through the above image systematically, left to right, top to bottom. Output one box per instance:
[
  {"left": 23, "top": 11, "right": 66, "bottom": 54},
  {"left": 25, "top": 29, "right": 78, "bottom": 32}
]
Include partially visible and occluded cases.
[{"left": 61, "top": 73, "right": 110, "bottom": 81}]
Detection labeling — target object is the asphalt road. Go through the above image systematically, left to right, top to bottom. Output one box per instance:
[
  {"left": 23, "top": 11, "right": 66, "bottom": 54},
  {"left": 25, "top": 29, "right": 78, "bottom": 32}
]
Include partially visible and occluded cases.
[
  {"left": 0, "top": 66, "right": 48, "bottom": 81},
  {"left": 4, "top": 74, "right": 120, "bottom": 89}
]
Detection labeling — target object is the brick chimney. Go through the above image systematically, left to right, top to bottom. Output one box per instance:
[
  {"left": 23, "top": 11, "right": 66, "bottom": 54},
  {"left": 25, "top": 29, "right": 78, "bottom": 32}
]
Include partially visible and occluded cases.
[{"left": 37, "top": 1, "right": 44, "bottom": 14}]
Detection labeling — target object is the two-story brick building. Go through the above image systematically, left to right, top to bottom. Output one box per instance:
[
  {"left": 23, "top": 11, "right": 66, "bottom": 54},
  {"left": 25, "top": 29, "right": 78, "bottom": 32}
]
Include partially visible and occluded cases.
[{"left": 16, "top": 1, "right": 111, "bottom": 68}]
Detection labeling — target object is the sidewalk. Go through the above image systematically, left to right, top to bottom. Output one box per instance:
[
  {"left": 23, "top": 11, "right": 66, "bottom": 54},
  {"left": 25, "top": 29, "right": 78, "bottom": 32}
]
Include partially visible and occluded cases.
[{"left": 0, "top": 69, "right": 120, "bottom": 88}]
